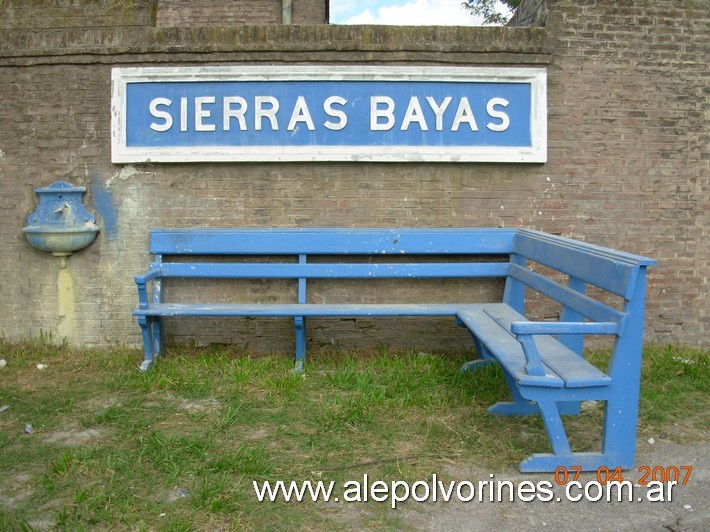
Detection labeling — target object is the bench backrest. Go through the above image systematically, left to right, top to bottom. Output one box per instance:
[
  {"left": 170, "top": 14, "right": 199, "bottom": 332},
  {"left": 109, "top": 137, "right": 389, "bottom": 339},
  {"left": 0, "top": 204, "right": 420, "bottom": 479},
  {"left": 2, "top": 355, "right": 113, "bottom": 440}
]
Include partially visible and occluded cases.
[
  {"left": 145, "top": 228, "right": 655, "bottom": 329},
  {"left": 148, "top": 228, "right": 517, "bottom": 282},
  {"left": 149, "top": 228, "right": 517, "bottom": 256},
  {"left": 507, "top": 229, "right": 656, "bottom": 333},
  {"left": 513, "top": 229, "right": 655, "bottom": 299}
]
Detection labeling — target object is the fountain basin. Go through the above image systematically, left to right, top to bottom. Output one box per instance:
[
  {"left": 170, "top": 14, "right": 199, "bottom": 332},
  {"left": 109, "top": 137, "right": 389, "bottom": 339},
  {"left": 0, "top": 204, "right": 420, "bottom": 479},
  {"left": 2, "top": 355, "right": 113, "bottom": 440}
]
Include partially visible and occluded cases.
[{"left": 23, "top": 224, "right": 99, "bottom": 256}]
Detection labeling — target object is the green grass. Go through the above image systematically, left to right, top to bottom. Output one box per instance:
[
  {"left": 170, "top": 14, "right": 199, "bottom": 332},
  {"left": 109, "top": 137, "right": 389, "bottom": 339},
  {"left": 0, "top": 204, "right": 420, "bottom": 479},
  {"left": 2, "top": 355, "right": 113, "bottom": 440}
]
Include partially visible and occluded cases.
[{"left": 0, "top": 341, "right": 707, "bottom": 530}]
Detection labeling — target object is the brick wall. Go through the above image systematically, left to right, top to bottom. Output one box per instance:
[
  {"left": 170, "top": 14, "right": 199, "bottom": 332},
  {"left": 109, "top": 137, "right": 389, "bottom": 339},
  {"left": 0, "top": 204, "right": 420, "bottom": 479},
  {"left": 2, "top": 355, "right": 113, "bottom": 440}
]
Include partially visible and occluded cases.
[
  {"left": 0, "top": 0, "right": 706, "bottom": 351},
  {"left": 0, "top": 0, "right": 156, "bottom": 29},
  {"left": 1, "top": 0, "right": 327, "bottom": 30},
  {"left": 156, "top": 0, "right": 327, "bottom": 26},
  {"left": 157, "top": 0, "right": 281, "bottom": 26},
  {"left": 540, "top": 0, "right": 708, "bottom": 344}
]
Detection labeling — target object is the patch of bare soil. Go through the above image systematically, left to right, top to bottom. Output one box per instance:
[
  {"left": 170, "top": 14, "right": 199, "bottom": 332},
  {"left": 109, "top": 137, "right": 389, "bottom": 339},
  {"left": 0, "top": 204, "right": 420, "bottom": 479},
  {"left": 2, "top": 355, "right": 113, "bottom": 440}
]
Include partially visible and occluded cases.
[
  {"left": 80, "top": 395, "right": 121, "bottom": 411},
  {"left": 176, "top": 397, "right": 221, "bottom": 412},
  {"left": 44, "top": 426, "right": 108, "bottom": 447},
  {"left": 0, "top": 472, "right": 33, "bottom": 510}
]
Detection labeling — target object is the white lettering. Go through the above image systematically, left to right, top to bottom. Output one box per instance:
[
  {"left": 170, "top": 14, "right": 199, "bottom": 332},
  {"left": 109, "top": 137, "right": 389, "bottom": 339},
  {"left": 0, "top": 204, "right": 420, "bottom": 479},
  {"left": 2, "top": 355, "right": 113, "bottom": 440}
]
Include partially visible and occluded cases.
[
  {"left": 143, "top": 93, "right": 516, "bottom": 139},
  {"left": 323, "top": 95, "right": 348, "bottom": 131},
  {"left": 194, "top": 96, "right": 216, "bottom": 132},
  {"left": 223, "top": 96, "right": 247, "bottom": 131},
  {"left": 255, "top": 96, "right": 279, "bottom": 131},
  {"left": 287, "top": 96, "right": 316, "bottom": 131},
  {"left": 370, "top": 96, "right": 395, "bottom": 131},
  {"left": 401, "top": 96, "right": 428, "bottom": 131},
  {"left": 426, "top": 96, "right": 452, "bottom": 131},
  {"left": 149, "top": 97, "right": 173, "bottom": 132},
  {"left": 180, "top": 97, "right": 188, "bottom": 131},
  {"left": 451, "top": 97, "right": 478, "bottom": 131},
  {"left": 486, "top": 97, "right": 510, "bottom": 131},
  {"left": 436, "top": 477, "right": 456, "bottom": 502},
  {"left": 342, "top": 480, "right": 362, "bottom": 502},
  {"left": 411, "top": 480, "right": 430, "bottom": 502},
  {"left": 370, "top": 481, "right": 388, "bottom": 502},
  {"left": 391, "top": 481, "right": 410, "bottom": 509},
  {"left": 456, "top": 481, "right": 475, "bottom": 502},
  {"left": 536, "top": 481, "right": 554, "bottom": 502},
  {"left": 566, "top": 481, "right": 583, "bottom": 502},
  {"left": 646, "top": 481, "right": 666, "bottom": 502},
  {"left": 666, "top": 481, "right": 677, "bottom": 502},
  {"left": 585, "top": 482, "right": 604, "bottom": 502}
]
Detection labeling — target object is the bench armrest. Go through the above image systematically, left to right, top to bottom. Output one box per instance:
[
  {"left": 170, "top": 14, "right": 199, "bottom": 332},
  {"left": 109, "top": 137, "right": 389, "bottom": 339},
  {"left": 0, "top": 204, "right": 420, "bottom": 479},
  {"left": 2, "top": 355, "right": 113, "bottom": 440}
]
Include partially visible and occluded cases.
[
  {"left": 135, "top": 268, "right": 163, "bottom": 309},
  {"left": 135, "top": 268, "right": 163, "bottom": 285},
  {"left": 510, "top": 321, "right": 619, "bottom": 336},
  {"left": 511, "top": 321, "right": 618, "bottom": 378}
]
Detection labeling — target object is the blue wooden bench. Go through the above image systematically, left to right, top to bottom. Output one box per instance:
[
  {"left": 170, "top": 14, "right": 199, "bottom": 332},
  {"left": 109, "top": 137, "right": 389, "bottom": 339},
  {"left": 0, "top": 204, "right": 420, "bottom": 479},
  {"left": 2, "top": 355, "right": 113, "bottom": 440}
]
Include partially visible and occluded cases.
[{"left": 133, "top": 228, "right": 655, "bottom": 472}]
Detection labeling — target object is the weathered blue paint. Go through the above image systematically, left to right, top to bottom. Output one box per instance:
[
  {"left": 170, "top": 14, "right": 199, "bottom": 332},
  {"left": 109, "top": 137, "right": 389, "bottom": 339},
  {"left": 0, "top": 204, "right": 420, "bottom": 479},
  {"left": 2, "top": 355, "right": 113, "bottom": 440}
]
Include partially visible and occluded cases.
[
  {"left": 112, "top": 66, "right": 547, "bottom": 163},
  {"left": 125, "top": 80, "right": 531, "bottom": 148},
  {"left": 89, "top": 175, "right": 118, "bottom": 240},
  {"left": 23, "top": 181, "right": 99, "bottom": 257},
  {"left": 132, "top": 227, "right": 656, "bottom": 472}
]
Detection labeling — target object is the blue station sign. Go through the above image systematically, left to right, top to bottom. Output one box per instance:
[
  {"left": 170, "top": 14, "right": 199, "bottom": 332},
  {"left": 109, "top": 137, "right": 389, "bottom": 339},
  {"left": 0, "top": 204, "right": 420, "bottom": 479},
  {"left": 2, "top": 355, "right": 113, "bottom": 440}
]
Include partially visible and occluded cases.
[{"left": 111, "top": 66, "right": 546, "bottom": 163}]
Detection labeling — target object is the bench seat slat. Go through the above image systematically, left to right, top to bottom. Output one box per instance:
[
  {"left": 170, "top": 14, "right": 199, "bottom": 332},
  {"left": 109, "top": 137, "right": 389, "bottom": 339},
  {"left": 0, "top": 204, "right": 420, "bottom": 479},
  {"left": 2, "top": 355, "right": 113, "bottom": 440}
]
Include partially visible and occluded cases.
[
  {"left": 134, "top": 303, "right": 474, "bottom": 318},
  {"left": 457, "top": 304, "right": 612, "bottom": 388},
  {"left": 482, "top": 304, "right": 612, "bottom": 388},
  {"left": 456, "top": 307, "right": 564, "bottom": 388}
]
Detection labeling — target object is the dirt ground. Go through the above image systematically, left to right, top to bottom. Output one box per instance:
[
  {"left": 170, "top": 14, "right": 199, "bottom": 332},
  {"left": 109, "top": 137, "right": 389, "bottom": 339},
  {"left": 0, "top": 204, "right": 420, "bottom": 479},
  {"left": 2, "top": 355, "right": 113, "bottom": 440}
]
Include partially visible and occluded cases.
[{"left": 401, "top": 438, "right": 709, "bottom": 531}]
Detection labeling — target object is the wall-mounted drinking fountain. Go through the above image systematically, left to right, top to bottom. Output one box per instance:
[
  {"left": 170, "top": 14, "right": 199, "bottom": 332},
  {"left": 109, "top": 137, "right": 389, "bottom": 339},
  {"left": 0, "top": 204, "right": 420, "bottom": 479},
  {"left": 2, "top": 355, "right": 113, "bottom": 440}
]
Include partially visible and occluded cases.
[{"left": 23, "top": 181, "right": 99, "bottom": 267}]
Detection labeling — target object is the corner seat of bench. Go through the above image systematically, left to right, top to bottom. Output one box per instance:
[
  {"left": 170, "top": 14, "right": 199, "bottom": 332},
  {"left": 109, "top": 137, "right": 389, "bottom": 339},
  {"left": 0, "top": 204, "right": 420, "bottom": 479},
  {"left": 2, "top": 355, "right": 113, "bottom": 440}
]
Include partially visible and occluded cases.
[{"left": 456, "top": 303, "right": 612, "bottom": 389}]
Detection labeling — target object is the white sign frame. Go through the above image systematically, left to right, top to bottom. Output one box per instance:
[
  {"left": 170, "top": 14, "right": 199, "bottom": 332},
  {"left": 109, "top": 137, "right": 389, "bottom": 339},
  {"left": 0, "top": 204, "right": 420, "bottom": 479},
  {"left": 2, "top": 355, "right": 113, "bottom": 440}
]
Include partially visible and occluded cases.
[{"left": 111, "top": 65, "right": 547, "bottom": 163}]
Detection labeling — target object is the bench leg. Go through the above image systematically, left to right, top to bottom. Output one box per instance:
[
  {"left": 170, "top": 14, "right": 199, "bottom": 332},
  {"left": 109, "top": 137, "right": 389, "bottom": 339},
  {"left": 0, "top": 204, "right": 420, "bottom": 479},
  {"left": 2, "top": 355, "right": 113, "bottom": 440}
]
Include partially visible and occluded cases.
[
  {"left": 521, "top": 271, "right": 649, "bottom": 472},
  {"left": 138, "top": 316, "right": 155, "bottom": 372},
  {"left": 152, "top": 317, "right": 164, "bottom": 361},
  {"left": 294, "top": 317, "right": 306, "bottom": 373},
  {"left": 458, "top": 332, "right": 496, "bottom": 373},
  {"left": 461, "top": 341, "right": 543, "bottom": 416},
  {"left": 479, "top": 352, "right": 580, "bottom": 416},
  {"left": 459, "top": 359, "right": 495, "bottom": 373},
  {"left": 489, "top": 371, "right": 540, "bottom": 416},
  {"left": 599, "top": 380, "right": 640, "bottom": 469},
  {"left": 518, "top": 397, "right": 637, "bottom": 472},
  {"left": 518, "top": 401, "right": 577, "bottom": 473},
  {"left": 538, "top": 401, "right": 572, "bottom": 456},
  {"left": 597, "top": 402, "right": 637, "bottom": 469},
  {"left": 520, "top": 452, "right": 619, "bottom": 473}
]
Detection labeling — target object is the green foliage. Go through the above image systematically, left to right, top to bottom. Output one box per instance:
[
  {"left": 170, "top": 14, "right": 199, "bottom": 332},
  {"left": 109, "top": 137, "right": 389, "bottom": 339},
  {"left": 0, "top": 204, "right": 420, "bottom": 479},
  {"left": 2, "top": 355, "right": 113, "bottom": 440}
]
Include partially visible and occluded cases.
[{"left": 462, "top": 0, "right": 521, "bottom": 25}]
